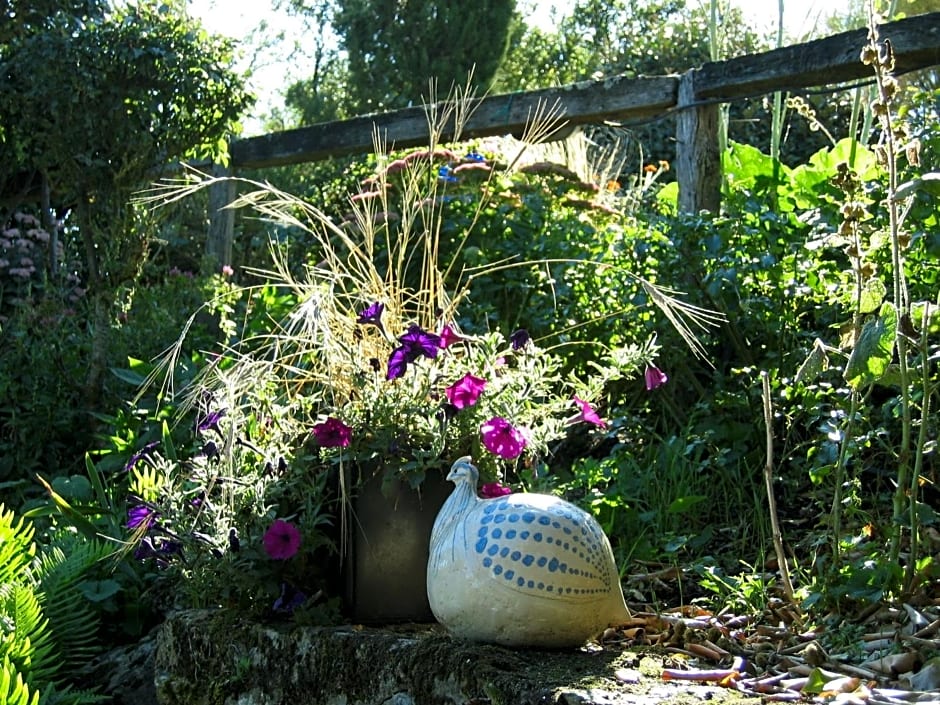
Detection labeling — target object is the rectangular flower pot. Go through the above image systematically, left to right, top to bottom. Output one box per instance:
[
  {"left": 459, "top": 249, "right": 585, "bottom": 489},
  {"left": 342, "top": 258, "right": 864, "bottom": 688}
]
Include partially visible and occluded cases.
[{"left": 343, "top": 466, "right": 451, "bottom": 623}]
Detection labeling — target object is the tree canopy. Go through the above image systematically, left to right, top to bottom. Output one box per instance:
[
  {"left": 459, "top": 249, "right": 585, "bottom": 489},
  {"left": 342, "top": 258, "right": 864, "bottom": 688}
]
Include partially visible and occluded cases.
[{"left": 332, "top": 0, "right": 516, "bottom": 112}]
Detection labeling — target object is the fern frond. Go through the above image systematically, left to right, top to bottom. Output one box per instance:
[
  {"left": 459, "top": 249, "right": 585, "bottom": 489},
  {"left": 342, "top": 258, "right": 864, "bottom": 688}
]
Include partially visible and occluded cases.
[
  {"left": 0, "top": 505, "right": 35, "bottom": 587},
  {"left": 33, "top": 538, "right": 111, "bottom": 681},
  {"left": 0, "top": 585, "right": 59, "bottom": 686},
  {"left": 0, "top": 657, "right": 39, "bottom": 705}
]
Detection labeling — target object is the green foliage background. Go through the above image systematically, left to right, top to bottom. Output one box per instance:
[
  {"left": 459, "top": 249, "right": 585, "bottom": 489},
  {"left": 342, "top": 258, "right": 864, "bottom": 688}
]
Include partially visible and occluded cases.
[{"left": 0, "top": 2, "right": 938, "bottom": 696}]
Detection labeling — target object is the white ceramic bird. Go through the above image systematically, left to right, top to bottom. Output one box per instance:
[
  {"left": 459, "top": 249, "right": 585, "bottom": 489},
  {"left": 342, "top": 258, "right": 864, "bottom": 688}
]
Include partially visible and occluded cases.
[{"left": 428, "top": 456, "right": 631, "bottom": 647}]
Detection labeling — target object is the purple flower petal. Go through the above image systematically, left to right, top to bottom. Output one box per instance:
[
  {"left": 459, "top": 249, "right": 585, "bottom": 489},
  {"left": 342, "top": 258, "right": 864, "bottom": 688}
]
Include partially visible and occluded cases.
[
  {"left": 357, "top": 301, "right": 385, "bottom": 327},
  {"left": 510, "top": 329, "right": 530, "bottom": 350},
  {"left": 645, "top": 365, "right": 668, "bottom": 391},
  {"left": 444, "top": 373, "right": 487, "bottom": 410},
  {"left": 572, "top": 397, "right": 607, "bottom": 428},
  {"left": 312, "top": 417, "right": 352, "bottom": 447},
  {"left": 480, "top": 417, "right": 527, "bottom": 459},
  {"left": 480, "top": 482, "right": 513, "bottom": 498},
  {"left": 263, "top": 519, "right": 302, "bottom": 560}
]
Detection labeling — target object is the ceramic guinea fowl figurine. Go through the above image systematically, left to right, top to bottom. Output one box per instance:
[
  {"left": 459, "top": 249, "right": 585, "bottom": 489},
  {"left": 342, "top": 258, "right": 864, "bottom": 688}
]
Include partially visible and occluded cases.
[{"left": 428, "top": 456, "right": 631, "bottom": 647}]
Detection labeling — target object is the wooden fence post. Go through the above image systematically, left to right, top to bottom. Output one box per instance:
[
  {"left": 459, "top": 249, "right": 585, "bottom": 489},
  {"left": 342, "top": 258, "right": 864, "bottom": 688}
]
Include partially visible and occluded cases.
[
  {"left": 676, "top": 69, "right": 721, "bottom": 214},
  {"left": 206, "top": 163, "right": 235, "bottom": 269}
]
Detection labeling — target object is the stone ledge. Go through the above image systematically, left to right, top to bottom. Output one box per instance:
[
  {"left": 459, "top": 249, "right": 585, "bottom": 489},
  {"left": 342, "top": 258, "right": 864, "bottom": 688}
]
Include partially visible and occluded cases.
[{"left": 155, "top": 609, "right": 762, "bottom": 705}]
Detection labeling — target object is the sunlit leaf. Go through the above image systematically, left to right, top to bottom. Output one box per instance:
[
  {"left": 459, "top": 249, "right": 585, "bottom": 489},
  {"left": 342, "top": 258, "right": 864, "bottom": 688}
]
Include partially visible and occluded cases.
[
  {"left": 858, "top": 277, "right": 886, "bottom": 314},
  {"left": 844, "top": 302, "right": 897, "bottom": 388},
  {"left": 795, "top": 338, "right": 829, "bottom": 384}
]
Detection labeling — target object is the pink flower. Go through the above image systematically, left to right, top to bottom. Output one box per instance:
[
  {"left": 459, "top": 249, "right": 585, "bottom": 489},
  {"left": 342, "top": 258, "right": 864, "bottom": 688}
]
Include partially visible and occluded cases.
[
  {"left": 221, "top": 265, "right": 234, "bottom": 277},
  {"left": 438, "top": 324, "right": 463, "bottom": 348},
  {"left": 645, "top": 365, "right": 668, "bottom": 391},
  {"left": 444, "top": 373, "right": 486, "bottom": 410},
  {"left": 572, "top": 397, "right": 606, "bottom": 428},
  {"left": 312, "top": 417, "right": 352, "bottom": 447},
  {"left": 480, "top": 417, "right": 527, "bottom": 459},
  {"left": 480, "top": 482, "right": 513, "bottom": 498},
  {"left": 263, "top": 519, "right": 301, "bottom": 560}
]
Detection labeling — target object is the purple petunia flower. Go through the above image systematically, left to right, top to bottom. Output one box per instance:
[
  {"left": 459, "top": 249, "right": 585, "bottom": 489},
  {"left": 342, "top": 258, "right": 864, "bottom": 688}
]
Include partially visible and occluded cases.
[
  {"left": 357, "top": 301, "right": 385, "bottom": 328},
  {"left": 387, "top": 325, "right": 441, "bottom": 380},
  {"left": 509, "top": 329, "right": 530, "bottom": 350},
  {"left": 644, "top": 365, "right": 668, "bottom": 391},
  {"left": 444, "top": 373, "right": 487, "bottom": 410},
  {"left": 572, "top": 397, "right": 607, "bottom": 428},
  {"left": 197, "top": 409, "right": 225, "bottom": 433},
  {"left": 312, "top": 417, "right": 352, "bottom": 448},
  {"left": 480, "top": 417, "right": 527, "bottom": 459},
  {"left": 125, "top": 441, "right": 159, "bottom": 472},
  {"left": 480, "top": 482, "right": 513, "bottom": 498},
  {"left": 126, "top": 504, "right": 157, "bottom": 530},
  {"left": 263, "top": 519, "right": 302, "bottom": 560},
  {"left": 134, "top": 536, "right": 182, "bottom": 561},
  {"left": 273, "top": 582, "right": 307, "bottom": 614}
]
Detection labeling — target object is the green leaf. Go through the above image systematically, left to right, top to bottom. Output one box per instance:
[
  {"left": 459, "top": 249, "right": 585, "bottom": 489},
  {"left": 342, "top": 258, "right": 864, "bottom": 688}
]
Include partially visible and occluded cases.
[
  {"left": 895, "top": 172, "right": 940, "bottom": 200},
  {"left": 858, "top": 278, "right": 886, "bottom": 314},
  {"left": 844, "top": 302, "right": 897, "bottom": 388},
  {"left": 795, "top": 338, "right": 829, "bottom": 384},
  {"left": 110, "top": 367, "right": 147, "bottom": 387},
  {"left": 34, "top": 475, "right": 101, "bottom": 542},
  {"left": 667, "top": 495, "right": 707, "bottom": 514},
  {"left": 76, "top": 579, "right": 122, "bottom": 603},
  {"left": 802, "top": 667, "right": 828, "bottom": 695}
]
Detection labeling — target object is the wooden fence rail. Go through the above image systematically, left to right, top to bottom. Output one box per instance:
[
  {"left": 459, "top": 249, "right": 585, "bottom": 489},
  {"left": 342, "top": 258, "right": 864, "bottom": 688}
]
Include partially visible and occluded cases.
[{"left": 208, "top": 13, "right": 940, "bottom": 264}]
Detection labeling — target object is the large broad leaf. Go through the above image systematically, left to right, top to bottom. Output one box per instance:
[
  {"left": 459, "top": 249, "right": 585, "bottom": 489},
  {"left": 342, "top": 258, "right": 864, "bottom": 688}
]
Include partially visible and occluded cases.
[{"left": 844, "top": 303, "right": 897, "bottom": 388}]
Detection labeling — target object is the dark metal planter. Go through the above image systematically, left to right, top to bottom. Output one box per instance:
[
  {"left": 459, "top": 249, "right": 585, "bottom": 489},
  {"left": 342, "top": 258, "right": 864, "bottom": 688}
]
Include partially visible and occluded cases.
[{"left": 343, "top": 466, "right": 451, "bottom": 624}]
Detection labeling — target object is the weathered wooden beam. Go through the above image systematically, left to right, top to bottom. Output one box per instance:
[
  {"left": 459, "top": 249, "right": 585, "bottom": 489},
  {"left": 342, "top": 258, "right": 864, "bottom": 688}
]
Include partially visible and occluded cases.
[
  {"left": 693, "top": 12, "right": 940, "bottom": 101},
  {"left": 676, "top": 71, "right": 720, "bottom": 214},
  {"left": 230, "top": 76, "right": 679, "bottom": 170},
  {"left": 206, "top": 164, "right": 235, "bottom": 268}
]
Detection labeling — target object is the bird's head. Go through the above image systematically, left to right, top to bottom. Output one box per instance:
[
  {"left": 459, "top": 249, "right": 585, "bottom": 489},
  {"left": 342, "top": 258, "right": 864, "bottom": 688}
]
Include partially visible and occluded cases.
[{"left": 447, "top": 455, "right": 479, "bottom": 485}]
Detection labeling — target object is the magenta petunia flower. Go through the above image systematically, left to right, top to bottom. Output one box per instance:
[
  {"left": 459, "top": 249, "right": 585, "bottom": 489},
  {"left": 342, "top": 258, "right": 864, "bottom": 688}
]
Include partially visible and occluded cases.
[
  {"left": 438, "top": 324, "right": 462, "bottom": 348},
  {"left": 644, "top": 365, "right": 668, "bottom": 391},
  {"left": 444, "top": 373, "right": 487, "bottom": 410},
  {"left": 572, "top": 397, "right": 607, "bottom": 428},
  {"left": 312, "top": 417, "right": 352, "bottom": 447},
  {"left": 480, "top": 417, "right": 527, "bottom": 459},
  {"left": 480, "top": 482, "right": 513, "bottom": 498},
  {"left": 263, "top": 519, "right": 301, "bottom": 560}
]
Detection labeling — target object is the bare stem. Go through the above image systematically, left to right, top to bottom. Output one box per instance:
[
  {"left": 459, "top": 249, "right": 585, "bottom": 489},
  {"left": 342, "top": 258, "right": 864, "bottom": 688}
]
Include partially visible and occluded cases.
[{"left": 761, "top": 370, "right": 795, "bottom": 602}]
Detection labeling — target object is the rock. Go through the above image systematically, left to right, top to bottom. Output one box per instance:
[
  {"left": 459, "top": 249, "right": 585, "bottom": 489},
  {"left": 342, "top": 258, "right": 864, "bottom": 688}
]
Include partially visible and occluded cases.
[
  {"left": 154, "top": 608, "right": 763, "bottom": 705},
  {"left": 84, "top": 630, "right": 158, "bottom": 705}
]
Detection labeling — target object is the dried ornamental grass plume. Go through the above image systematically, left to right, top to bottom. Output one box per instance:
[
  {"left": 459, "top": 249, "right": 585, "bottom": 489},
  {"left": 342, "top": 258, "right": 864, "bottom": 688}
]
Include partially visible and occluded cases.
[{"left": 263, "top": 519, "right": 302, "bottom": 560}]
